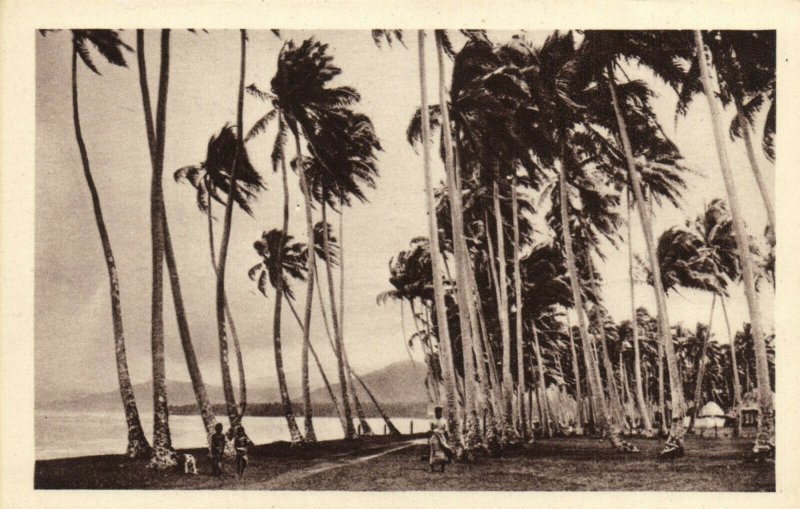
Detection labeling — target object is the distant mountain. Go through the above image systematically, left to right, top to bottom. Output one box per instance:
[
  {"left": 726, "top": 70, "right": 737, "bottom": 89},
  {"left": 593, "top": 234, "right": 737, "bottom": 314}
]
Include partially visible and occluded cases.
[
  {"left": 311, "top": 359, "right": 429, "bottom": 405},
  {"left": 39, "top": 360, "right": 430, "bottom": 412}
]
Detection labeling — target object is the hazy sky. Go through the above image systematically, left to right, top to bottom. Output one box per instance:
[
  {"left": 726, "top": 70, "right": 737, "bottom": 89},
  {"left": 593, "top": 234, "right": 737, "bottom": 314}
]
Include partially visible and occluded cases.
[{"left": 35, "top": 29, "right": 774, "bottom": 400}]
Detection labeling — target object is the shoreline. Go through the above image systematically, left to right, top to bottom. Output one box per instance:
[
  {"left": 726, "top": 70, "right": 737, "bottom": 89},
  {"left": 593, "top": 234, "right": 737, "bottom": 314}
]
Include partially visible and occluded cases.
[{"left": 34, "top": 434, "right": 774, "bottom": 491}]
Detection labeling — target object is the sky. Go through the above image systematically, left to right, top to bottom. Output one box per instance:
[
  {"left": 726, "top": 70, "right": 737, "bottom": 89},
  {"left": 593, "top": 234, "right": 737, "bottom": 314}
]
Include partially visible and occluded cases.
[{"left": 34, "top": 29, "right": 774, "bottom": 401}]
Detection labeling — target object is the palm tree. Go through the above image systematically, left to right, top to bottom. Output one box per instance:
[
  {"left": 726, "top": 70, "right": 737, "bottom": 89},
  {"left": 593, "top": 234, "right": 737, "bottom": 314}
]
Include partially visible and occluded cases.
[
  {"left": 58, "top": 29, "right": 151, "bottom": 459},
  {"left": 134, "top": 29, "right": 176, "bottom": 468},
  {"left": 214, "top": 29, "right": 248, "bottom": 430},
  {"left": 414, "top": 30, "right": 464, "bottom": 455},
  {"left": 433, "top": 30, "right": 490, "bottom": 456},
  {"left": 575, "top": 30, "right": 693, "bottom": 454},
  {"left": 693, "top": 30, "right": 774, "bottom": 456},
  {"left": 520, "top": 31, "right": 649, "bottom": 451},
  {"left": 676, "top": 31, "right": 775, "bottom": 229},
  {"left": 269, "top": 38, "right": 367, "bottom": 441},
  {"left": 304, "top": 107, "right": 383, "bottom": 437},
  {"left": 174, "top": 124, "right": 265, "bottom": 428},
  {"left": 689, "top": 200, "right": 738, "bottom": 431},
  {"left": 250, "top": 228, "right": 307, "bottom": 444}
]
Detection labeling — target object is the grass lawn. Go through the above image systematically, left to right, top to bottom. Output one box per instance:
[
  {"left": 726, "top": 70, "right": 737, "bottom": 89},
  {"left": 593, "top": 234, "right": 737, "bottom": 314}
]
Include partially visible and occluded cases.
[{"left": 34, "top": 434, "right": 774, "bottom": 491}]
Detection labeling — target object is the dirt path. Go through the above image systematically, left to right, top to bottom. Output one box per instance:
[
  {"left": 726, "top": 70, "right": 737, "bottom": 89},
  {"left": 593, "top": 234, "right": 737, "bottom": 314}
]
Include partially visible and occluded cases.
[{"left": 258, "top": 438, "right": 427, "bottom": 489}]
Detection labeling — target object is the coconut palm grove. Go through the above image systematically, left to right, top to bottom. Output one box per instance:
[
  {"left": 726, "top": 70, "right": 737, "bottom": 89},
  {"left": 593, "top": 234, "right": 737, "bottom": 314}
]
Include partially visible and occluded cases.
[{"left": 33, "top": 29, "right": 776, "bottom": 490}]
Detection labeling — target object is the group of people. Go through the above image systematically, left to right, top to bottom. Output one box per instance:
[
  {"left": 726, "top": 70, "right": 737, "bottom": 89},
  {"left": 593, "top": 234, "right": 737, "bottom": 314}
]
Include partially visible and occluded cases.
[{"left": 208, "top": 423, "right": 252, "bottom": 477}]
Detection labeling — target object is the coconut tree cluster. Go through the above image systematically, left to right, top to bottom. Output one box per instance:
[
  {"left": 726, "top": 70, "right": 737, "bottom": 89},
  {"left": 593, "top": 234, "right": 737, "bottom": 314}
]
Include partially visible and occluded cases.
[
  {"left": 48, "top": 27, "right": 775, "bottom": 469},
  {"left": 381, "top": 29, "right": 774, "bottom": 460}
]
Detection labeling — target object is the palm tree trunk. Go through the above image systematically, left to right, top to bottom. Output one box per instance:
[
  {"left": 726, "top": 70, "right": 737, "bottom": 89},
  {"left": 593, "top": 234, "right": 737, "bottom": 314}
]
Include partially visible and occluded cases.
[
  {"left": 138, "top": 29, "right": 175, "bottom": 468},
  {"left": 213, "top": 30, "right": 247, "bottom": 429},
  {"left": 418, "top": 31, "right": 463, "bottom": 452},
  {"left": 436, "top": 31, "right": 481, "bottom": 456},
  {"left": 694, "top": 31, "right": 773, "bottom": 453},
  {"left": 74, "top": 41, "right": 151, "bottom": 459},
  {"left": 607, "top": 66, "right": 685, "bottom": 449},
  {"left": 735, "top": 99, "right": 775, "bottom": 231},
  {"left": 270, "top": 137, "right": 305, "bottom": 445},
  {"left": 558, "top": 140, "right": 623, "bottom": 450},
  {"left": 454, "top": 147, "right": 496, "bottom": 447},
  {"left": 511, "top": 174, "right": 527, "bottom": 440},
  {"left": 492, "top": 179, "right": 517, "bottom": 441},
  {"left": 627, "top": 195, "right": 653, "bottom": 434},
  {"left": 321, "top": 200, "right": 361, "bottom": 439},
  {"left": 206, "top": 201, "right": 246, "bottom": 420},
  {"left": 337, "top": 201, "right": 364, "bottom": 433},
  {"left": 339, "top": 204, "right": 345, "bottom": 334},
  {"left": 162, "top": 208, "right": 216, "bottom": 435},
  {"left": 483, "top": 212, "right": 504, "bottom": 406},
  {"left": 463, "top": 252, "right": 501, "bottom": 452},
  {"left": 587, "top": 256, "right": 626, "bottom": 428},
  {"left": 315, "top": 266, "right": 356, "bottom": 435},
  {"left": 689, "top": 293, "right": 716, "bottom": 432},
  {"left": 285, "top": 297, "right": 347, "bottom": 433},
  {"left": 721, "top": 297, "right": 743, "bottom": 437},
  {"left": 566, "top": 313, "right": 584, "bottom": 434},
  {"left": 531, "top": 322, "right": 552, "bottom": 437},
  {"left": 657, "top": 335, "right": 667, "bottom": 435},
  {"left": 351, "top": 368, "right": 401, "bottom": 435}
]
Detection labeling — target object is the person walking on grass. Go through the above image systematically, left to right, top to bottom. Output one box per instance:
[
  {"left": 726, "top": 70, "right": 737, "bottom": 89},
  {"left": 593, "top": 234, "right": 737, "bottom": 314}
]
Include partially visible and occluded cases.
[
  {"left": 210, "top": 423, "right": 226, "bottom": 476},
  {"left": 234, "top": 425, "right": 253, "bottom": 477}
]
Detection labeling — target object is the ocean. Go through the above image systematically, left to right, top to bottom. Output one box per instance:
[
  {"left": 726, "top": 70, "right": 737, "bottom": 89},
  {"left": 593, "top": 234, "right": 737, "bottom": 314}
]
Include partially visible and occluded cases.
[{"left": 35, "top": 411, "right": 428, "bottom": 460}]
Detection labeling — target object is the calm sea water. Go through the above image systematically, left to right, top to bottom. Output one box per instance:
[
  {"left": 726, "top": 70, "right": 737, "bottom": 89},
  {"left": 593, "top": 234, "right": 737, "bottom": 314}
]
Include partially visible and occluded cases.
[{"left": 35, "top": 411, "right": 428, "bottom": 460}]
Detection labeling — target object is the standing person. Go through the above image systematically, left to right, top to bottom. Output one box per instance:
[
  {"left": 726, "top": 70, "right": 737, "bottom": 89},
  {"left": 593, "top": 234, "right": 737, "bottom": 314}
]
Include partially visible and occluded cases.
[
  {"left": 429, "top": 406, "right": 453, "bottom": 470},
  {"left": 209, "top": 423, "right": 226, "bottom": 476},
  {"left": 234, "top": 426, "right": 253, "bottom": 477}
]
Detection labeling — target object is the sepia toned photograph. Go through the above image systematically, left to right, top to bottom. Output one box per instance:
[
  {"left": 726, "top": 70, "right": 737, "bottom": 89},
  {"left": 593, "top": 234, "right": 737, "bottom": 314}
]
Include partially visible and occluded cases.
[{"left": 28, "top": 25, "right": 777, "bottom": 493}]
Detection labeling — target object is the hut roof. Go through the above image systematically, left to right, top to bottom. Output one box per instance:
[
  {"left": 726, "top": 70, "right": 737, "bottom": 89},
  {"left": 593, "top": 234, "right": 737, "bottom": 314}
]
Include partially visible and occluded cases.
[{"left": 698, "top": 401, "right": 725, "bottom": 417}]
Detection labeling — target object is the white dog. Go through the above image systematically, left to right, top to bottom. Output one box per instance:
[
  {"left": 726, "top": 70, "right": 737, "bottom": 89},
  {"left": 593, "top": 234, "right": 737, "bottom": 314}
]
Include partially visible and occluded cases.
[{"left": 183, "top": 453, "right": 198, "bottom": 475}]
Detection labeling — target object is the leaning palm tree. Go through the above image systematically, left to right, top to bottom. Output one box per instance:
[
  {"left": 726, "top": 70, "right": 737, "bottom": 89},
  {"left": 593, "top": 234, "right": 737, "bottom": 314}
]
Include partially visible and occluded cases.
[
  {"left": 54, "top": 29, "right": 151, "bottom": 459},
  {"left": 135, "top": 29, "right": 177, "bottom": 469},
  {"left": 214, "top": 29, "right": 249, "bottom": 430},
  {"left": 578, "top": 29, "right": 695, "bottom": 455},
  {"left": 693, "top": 30, "right": 774, "bottom": 457},
  {"left": 513, "top": 31, "right": 626, "bottom": 451},
  {"left": 676, "top": 31, "right": 775, "bottom": 229},
  {"left": 269, "top": 38, "right": 365, "bottom": 440},
  {"left": 304, "top": 107, "right": 383, "bottom": 437},
  {"left": 174, "top": 124, "right": 265, "bottom": 424},
  {"left": 249, "top": 229, "right": 307, "bottom": 444}
]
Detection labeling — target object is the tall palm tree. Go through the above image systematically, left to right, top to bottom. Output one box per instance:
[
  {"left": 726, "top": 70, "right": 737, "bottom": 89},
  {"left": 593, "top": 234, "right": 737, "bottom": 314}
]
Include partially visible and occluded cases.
[
  {"left": 58, "top": 29, "right": 151, "bottom": 459},
  {"left": 135, "top": 29, "right": 176, "bottom": 468},
  {"left": 214, "top": 29, "right": 248, "bottom": 430},
  {"left": 414, "top": 30, "right": 464, "bottom": 455},
  {"left": 434, "top": 30, "right": 488, "bottom": 456},
  {"left": 576, "top": 30, "right": 693, "bottom": 454},
  {"left": 693, "top": 30, "right": 774, "bottom": 456},
  {"left": 520, "top": 31, "right": 639, "bottom": 451},
  {"left": 676, "top": 31, "right": 775, "bottom": 229},
  {"left": 270, "top": 38, "right": 366, "bottom": 441},
  {"left": 304, "top": 107, "right": 382, "bottom": 437},
  {"left": 174, "top": 124, "right": 265, "bottom": 429},
  {"left": 625, "top": 194, "right": 652, "bottom": 434}
]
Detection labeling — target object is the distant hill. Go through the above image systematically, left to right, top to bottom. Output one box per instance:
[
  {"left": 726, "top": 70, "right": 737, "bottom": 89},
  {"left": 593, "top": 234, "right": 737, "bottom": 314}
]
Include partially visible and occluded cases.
[
  {"left": 310, "top": 359, "right": 429, "bottom": 405},
  {"left": 39, "top": 360, "right": 430, "bottom": 414}
]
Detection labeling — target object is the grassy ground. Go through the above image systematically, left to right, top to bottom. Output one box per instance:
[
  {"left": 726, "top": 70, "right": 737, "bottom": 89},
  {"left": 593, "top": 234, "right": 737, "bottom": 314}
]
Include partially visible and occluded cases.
[{"left": 34, "top": 434, "right": 774, "bottom": 491}]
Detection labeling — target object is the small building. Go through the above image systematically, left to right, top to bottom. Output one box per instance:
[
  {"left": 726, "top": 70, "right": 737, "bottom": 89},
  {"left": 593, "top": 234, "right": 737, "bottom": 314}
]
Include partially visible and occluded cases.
[
  {"left": 738, "top": 390, "right": 776, "bottom": 427},
  {"left": 683, "top": 401, "right": 727, "bottom": 429}
]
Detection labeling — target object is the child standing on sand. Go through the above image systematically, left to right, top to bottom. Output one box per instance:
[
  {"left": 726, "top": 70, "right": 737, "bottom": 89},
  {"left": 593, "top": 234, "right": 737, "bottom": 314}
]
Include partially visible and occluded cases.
[
  {"left": 209, "top": 423, "right": 227, "bottom": 476},
  {"left": 234, "top": 426, "right": 253, "bottom": 477}
]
